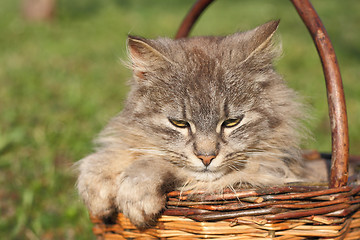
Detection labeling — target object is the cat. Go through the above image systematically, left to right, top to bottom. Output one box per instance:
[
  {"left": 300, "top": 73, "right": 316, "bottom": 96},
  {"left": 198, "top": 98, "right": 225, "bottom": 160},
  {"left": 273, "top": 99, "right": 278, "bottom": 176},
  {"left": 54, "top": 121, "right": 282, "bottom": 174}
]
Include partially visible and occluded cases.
[{"left": 76, "top": 20, "right": 308, "bottom": 228}]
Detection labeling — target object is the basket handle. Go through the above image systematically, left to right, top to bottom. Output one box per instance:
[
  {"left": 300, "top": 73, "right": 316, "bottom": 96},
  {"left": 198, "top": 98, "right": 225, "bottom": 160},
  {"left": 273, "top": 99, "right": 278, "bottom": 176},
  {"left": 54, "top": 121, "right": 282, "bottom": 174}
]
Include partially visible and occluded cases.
[{"left": 175, "top": 0, "right": 349, "bottom": 188}]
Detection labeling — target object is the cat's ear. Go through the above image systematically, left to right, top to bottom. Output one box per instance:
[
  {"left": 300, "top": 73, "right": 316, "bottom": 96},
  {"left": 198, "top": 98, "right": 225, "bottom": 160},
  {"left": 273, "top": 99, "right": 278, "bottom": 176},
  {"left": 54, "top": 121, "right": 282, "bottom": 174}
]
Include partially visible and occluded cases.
[
  {"left": 225, "top": 20, "right": 280, "bottom": 63},
  {"left": 244, "top": 20, "right": 280, "bottom": 60},
  {"left": 127, "top": 36, "right": 171, "bottom": 80}
]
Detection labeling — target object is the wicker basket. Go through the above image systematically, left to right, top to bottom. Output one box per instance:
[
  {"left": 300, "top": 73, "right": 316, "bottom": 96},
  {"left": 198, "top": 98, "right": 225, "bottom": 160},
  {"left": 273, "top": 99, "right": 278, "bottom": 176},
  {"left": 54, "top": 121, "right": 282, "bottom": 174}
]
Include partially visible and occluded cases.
[
  {"left": 90, "top": 0, "right": 360, "bottom": 239},
  {"left": 91, "top": 153, "right": 360, "bottom": 239}
]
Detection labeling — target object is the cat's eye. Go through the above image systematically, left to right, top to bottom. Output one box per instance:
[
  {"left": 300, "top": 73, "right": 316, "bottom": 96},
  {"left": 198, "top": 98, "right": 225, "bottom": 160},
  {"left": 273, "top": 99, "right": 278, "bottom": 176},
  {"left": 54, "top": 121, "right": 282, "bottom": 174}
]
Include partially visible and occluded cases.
[
  {"left": 222, "top": 118, "right": 242, "bottom": 128},
  {"left": 169, "top": 119, "right": 190, "bottom": 128}
]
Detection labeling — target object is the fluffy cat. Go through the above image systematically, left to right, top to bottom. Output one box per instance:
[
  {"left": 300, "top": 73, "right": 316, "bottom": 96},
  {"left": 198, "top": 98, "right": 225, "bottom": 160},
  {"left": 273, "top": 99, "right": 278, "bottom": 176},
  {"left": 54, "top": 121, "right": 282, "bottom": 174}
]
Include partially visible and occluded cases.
[{"left": 76, "top": 20, "right": 308, "bottom": 228}]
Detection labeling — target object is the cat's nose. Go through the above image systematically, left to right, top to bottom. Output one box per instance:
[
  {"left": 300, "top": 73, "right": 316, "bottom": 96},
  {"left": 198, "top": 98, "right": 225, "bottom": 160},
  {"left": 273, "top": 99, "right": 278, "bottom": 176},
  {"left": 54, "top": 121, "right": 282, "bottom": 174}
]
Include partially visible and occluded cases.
[{"left": 197, "top": 155, "right": 216, "bottom": 167}]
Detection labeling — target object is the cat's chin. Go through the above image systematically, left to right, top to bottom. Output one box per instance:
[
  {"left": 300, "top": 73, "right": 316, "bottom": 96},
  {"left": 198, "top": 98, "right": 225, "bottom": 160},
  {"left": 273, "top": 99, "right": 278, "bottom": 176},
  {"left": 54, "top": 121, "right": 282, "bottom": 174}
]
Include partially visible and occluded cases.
[{"left": 188, "top": 169, "right": 224, "bottom": 181}]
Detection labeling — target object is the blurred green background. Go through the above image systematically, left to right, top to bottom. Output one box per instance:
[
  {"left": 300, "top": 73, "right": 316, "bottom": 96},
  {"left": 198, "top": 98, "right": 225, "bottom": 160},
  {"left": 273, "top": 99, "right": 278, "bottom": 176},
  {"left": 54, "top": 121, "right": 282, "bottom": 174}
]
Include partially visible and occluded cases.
[{"left": 0, "top": 0, "right": 359, "bottom": 239}]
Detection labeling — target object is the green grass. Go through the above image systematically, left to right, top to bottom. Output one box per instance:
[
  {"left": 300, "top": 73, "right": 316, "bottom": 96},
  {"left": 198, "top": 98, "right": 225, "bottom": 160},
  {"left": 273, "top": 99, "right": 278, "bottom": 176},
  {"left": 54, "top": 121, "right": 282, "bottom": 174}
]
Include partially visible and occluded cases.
[{"left": 0, "top": 0, "right": 359, "bottom": 239}]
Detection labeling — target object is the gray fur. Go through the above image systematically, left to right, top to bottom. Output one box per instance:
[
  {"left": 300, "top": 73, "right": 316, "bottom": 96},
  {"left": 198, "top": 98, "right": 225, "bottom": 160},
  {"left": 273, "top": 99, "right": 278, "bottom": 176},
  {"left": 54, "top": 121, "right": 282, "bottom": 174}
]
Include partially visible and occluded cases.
[{"left": 76, "top": 20, "right": 308, "bottom": 228}]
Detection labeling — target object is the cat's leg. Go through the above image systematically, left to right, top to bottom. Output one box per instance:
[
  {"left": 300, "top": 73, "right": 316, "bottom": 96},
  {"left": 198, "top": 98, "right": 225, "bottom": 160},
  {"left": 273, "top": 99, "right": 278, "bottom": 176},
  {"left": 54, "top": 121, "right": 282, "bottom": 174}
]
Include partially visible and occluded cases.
[
  {"left": 76, "top": 150, "right": 132, "bottom": 219},
  {"left": 77, "top": 152, "right": 179, "bottom": 228},
  {"left": 116, "top": 158, "right": 178, "bottom": 228}
]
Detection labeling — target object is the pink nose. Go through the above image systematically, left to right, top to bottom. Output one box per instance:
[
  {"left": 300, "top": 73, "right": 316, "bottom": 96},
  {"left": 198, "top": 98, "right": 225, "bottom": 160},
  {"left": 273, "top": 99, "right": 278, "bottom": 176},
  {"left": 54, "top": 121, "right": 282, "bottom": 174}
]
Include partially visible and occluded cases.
[{"left": 197, "top": 155, "right": 216, "bottom": 167}]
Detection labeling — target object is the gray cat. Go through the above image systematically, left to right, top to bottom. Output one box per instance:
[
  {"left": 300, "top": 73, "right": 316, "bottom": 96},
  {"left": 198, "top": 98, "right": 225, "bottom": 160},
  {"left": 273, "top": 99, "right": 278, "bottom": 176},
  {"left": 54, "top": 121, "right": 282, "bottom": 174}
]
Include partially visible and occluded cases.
[{"left": 76, "top": 20, "right": 308, "bottom": 228}]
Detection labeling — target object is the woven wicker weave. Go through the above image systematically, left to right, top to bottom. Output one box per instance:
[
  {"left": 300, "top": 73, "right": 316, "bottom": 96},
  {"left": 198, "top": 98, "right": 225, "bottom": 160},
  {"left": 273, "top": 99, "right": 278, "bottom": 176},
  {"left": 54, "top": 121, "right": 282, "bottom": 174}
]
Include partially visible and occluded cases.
[
  {"left": 89, "top": 0, "right": 360, "bottom": 239},
  {"left": 91, "top": 157, "right": 360, "bottom": 239},
  {"left": 93, "top": 211, "right": 360, "bottom": 240}
]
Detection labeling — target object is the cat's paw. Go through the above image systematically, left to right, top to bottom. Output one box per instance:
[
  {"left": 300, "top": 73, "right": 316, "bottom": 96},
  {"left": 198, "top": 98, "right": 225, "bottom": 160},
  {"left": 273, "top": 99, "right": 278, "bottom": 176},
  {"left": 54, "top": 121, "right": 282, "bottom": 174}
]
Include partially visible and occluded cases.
[
  {"left": 77, "top": 172, "right": 117, "bottom": 218},
  {"left": 116, "top": 175, "right": 166, "bottom": 228}
]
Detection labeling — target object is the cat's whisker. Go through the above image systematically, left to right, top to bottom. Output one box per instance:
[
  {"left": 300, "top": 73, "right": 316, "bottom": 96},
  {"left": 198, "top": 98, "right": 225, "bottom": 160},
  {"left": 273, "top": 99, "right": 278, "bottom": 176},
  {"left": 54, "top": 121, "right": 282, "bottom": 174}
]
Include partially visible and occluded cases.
[
  {"left": 224, "top": 154, "right": 247, "bottom": 162},
  {"left": 223, "top": 157, "right": 248, "bottom": 167},
  {"left": 225, "top": 164, "right": 242, "bottom": 172},
  {"left": 228, "top": 165, "right": 236, "bottom": 171},
  {"left": 178, "top": 179, "right": 192, "bottom": 203},
  {"left": 228, "top": 184, "right": 241, "bottom": 202}
]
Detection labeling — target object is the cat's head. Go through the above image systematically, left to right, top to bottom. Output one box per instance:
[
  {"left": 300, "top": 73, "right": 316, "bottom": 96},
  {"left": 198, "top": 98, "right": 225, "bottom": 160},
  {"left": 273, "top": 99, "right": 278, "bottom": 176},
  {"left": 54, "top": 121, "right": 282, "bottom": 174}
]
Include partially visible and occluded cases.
[{"left": 111, "top": 20, "right": 306, "bottom": 185}]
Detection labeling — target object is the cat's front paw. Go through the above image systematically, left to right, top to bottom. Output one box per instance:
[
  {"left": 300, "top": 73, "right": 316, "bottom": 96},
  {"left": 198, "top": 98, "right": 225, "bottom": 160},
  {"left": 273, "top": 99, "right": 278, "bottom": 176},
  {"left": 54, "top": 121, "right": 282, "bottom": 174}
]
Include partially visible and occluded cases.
[
  {"left": 77, "top": 172, "right": 117, "bottom": 219},
  {"left": 116, "top": 175, "right": 167, "bottom": 228}
]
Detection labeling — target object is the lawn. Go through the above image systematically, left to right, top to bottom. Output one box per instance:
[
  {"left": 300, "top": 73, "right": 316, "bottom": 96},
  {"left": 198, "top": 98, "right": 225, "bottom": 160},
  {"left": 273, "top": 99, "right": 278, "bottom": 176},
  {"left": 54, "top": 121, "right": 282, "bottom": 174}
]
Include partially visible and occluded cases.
[{"left": 0, "top": 0, "right": 359, "bottom": 239}]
